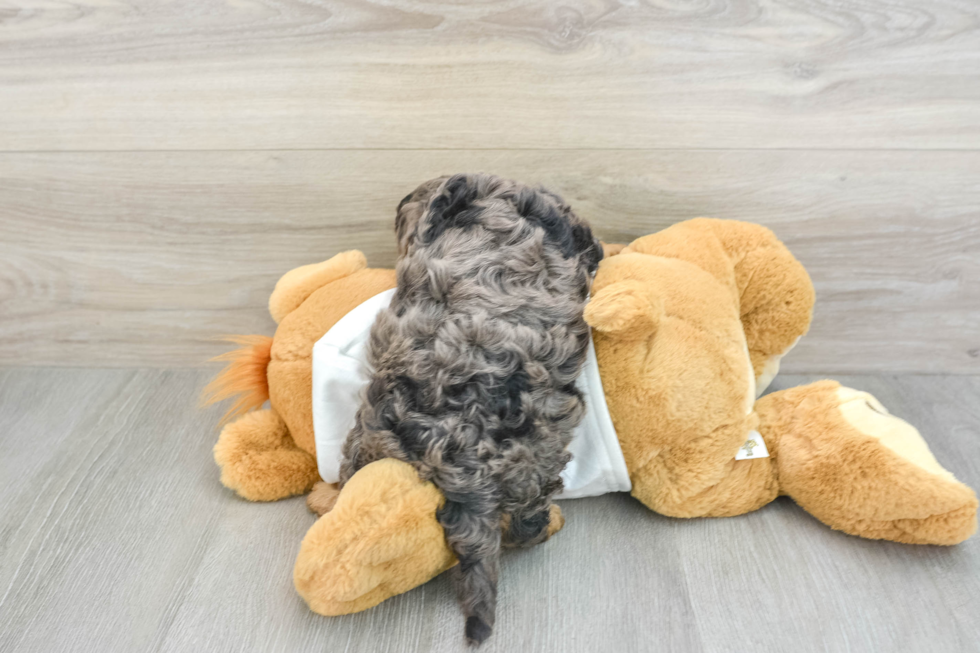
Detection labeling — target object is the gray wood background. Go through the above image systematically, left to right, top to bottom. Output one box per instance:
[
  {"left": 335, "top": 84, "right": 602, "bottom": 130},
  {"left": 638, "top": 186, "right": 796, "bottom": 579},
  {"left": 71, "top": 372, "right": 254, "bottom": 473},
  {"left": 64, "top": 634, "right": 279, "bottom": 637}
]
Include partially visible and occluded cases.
[{"left": 1, "top": 0, "right": 979, "bottom": 372}]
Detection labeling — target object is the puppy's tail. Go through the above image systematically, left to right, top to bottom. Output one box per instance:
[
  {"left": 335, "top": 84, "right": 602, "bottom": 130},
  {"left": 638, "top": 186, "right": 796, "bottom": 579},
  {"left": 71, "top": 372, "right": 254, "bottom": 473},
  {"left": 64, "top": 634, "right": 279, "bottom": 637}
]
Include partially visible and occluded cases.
[
  {"left": 200, "top": 335, "right": 273, "bottom": 425},
  {"left": 438, "top": 496, "right": 501, "bottom": 646}
]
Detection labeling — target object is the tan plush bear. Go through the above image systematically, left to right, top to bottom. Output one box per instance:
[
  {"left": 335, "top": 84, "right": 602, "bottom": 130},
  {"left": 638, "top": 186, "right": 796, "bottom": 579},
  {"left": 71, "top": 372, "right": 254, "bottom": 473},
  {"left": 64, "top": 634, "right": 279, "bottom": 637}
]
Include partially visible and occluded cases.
[{"left": 204, "top": 218, "right": 977, "bottom": 619}]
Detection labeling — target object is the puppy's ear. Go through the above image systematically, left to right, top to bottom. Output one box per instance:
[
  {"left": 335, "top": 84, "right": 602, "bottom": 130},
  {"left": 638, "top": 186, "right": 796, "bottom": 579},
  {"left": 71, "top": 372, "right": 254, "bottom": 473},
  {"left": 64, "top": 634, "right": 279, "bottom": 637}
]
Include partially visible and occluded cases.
[
  {"left": 421, "top": 174, "right": 482, "bottom": 244},
  {"left": 395, "top": 175, "right": 452, "bottom": 254},
  {"left": 512, "top": 186, "right": 603, "bottom": 273},
  {"left": 571, "top": 222, "right": 604, "bottom": 274},
  {"left": 585, "top": 280, "right": 661, "bottom": 338}
]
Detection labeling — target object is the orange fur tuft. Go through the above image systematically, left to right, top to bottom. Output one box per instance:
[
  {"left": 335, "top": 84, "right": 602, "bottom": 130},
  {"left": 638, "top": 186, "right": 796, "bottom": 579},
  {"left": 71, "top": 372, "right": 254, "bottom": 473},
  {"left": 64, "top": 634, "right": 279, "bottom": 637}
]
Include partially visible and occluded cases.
[{"left": 201, "top": 335, "right": 274, "bottom": 425}]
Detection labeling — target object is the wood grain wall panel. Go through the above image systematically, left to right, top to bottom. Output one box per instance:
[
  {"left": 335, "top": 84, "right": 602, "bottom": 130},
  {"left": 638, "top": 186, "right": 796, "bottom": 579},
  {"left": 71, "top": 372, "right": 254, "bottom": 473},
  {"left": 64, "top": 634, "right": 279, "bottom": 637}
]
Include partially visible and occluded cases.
[
  {"left": 1, "top": 0, "right": 979, "bottom": 150},
  {"left": 2, "top": 149, "right": 977, "bottom": 371}
]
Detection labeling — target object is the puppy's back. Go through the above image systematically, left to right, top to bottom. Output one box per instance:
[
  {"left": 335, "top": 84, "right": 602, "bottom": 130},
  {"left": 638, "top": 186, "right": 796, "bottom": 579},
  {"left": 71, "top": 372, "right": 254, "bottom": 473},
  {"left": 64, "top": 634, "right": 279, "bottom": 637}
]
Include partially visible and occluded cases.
[{"left": 346, "top": 174, "right": 602, "bottom": 644}]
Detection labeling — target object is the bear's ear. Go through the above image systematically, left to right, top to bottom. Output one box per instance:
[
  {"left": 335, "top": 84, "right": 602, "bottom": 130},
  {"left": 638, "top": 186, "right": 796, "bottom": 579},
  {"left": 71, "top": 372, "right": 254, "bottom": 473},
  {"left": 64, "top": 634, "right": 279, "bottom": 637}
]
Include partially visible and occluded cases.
[
  {"left": 600, "top": 242, "right": 627, "bottom": 258},
  {"left": 585, "top": 280, "right": 661, "bottom": 338}
]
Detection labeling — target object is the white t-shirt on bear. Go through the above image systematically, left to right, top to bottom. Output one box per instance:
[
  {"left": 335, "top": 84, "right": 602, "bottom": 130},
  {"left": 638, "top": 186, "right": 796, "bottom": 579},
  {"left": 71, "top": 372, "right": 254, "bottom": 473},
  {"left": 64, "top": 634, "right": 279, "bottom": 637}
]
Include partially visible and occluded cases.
[{"left": 311, "top": 288, "right": 631, "bottom": 499}]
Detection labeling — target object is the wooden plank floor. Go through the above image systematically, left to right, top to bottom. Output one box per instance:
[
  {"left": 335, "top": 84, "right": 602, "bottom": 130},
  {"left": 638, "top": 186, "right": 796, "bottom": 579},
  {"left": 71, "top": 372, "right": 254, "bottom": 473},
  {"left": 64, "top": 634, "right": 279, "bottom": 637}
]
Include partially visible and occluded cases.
[{"left": 1, "top": 368, "right": 977, "bottom": 652}]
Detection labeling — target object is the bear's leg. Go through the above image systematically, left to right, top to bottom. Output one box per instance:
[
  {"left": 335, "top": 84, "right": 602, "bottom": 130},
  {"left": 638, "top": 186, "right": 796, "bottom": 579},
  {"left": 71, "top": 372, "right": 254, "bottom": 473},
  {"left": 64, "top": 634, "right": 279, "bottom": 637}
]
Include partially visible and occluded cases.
[
  {"left": 621, "top": 219, "right": 815, "bottom": 396},
  {"left": 715, "top": 222, "right": 815, "bottom": 396},
  {"left": 756, "top": 381, "right": 977, "bottom": 545},
  {"left": 213, "top": 408, "right": 319, "bottom": 501},
  {"left": 623, "top": 411, "right": 780, "bottom": 519},
  {"left": 293, "top": 458, "right": 457, "bottom": 616},
  {"left": 294, "top": 461, "right": 568, "bottom": 616}
]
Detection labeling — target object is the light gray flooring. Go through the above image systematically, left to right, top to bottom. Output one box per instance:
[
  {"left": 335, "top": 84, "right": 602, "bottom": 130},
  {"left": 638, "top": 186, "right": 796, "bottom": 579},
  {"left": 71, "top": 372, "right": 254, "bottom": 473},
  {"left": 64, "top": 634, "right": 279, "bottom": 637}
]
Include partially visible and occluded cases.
[{"left": 1, "top": 369, "right": 978, "bottom": 653}]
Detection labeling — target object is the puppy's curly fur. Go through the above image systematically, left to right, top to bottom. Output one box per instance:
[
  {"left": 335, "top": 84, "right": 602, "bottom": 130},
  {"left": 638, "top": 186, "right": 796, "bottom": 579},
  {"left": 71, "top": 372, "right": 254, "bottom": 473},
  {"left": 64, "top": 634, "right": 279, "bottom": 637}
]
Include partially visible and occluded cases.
[{"left": 338, "top": 173, "right": 603, "bottom": 644}]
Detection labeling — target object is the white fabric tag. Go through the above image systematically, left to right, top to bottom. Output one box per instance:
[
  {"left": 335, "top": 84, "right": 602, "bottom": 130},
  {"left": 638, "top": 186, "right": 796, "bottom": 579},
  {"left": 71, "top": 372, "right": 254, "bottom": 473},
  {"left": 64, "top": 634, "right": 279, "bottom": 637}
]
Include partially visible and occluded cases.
[{"left": 735, "top": 430, "right": 769, "bottom": 460}]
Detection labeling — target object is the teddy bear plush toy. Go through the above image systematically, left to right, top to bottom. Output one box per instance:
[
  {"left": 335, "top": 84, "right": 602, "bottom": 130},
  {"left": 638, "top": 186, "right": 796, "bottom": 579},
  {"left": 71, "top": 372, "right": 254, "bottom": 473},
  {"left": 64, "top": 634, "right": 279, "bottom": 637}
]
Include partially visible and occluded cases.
[{"left": 204, "top": 218, "right": 977, "bottom": 619}]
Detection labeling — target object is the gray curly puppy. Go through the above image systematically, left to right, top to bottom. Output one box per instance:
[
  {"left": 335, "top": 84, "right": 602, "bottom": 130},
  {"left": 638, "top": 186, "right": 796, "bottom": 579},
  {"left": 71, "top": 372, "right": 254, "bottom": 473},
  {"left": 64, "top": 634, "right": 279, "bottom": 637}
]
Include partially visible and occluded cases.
[{"left": 338, "top": 173, "right": 603, "bottom": 645}]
